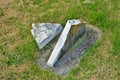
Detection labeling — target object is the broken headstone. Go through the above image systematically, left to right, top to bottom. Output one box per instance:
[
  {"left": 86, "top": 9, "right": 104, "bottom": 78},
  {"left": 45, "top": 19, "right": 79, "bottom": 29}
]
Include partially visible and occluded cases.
[
  {"left": 47, "top": 20, "right": 86, "bottom": 67},
  {"left": 31, "top": 23, "right": 63, "bottom": 49},
  {"left": 37, "top": 24, "right": 100, "bottom": 76}
]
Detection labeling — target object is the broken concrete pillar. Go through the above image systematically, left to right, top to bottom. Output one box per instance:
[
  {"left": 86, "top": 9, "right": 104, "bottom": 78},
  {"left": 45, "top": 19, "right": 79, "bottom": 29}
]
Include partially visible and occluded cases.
[
  {"left": 47, "top": 20, "right": 86, "bottom": 67},
  {"left": 31, "top": 23, "right": 63, "bottom": 49}
]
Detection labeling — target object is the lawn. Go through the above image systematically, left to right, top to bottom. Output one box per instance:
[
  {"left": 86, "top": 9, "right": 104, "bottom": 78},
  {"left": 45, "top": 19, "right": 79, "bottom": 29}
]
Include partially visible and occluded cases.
[{"left": 0, "top": 0, "right": 120, "bottom": 80}]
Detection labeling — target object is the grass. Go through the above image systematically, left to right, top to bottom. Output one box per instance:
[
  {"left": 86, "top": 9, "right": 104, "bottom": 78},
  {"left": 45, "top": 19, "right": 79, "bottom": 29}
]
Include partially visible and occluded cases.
[
  {"left": 0, "top": 0, "right": 120, "bottom": 80},
  {"left": 0, "top": 8, "right": 4, "bottom": 16}
]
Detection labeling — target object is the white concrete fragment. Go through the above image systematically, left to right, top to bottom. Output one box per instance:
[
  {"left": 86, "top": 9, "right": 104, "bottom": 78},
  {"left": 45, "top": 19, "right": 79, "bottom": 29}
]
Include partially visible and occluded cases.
[
  {"left": 47, "top": 20, "right": 82, "bottom": 67},
  {"left": 31, "top": 23, "right": 63, "bottom": 49}
]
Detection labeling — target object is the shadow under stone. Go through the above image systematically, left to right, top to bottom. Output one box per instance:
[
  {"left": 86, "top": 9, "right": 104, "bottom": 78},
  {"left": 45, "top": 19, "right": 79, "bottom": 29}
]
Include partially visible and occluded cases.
[{"left": 36, "top": 25, "right": 100, "bottom": 76}]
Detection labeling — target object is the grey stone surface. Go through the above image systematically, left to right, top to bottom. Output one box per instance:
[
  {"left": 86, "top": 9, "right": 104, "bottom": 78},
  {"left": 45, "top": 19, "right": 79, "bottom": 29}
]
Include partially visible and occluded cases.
[
  {"left": 47, "top": 20, "right": 86, "bottom": 67},
  {"left": 31, "top": 23, "right": 63, "bottom": 49},
  {"left": 37, "top": 25, "right": 100, "bottom": 76}
]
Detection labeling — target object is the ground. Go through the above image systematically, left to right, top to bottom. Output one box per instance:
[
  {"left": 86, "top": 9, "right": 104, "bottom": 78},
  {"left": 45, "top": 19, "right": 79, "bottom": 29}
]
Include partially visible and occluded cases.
[{"left": 0, "top": 0, "right": 120, "bottom": 80}]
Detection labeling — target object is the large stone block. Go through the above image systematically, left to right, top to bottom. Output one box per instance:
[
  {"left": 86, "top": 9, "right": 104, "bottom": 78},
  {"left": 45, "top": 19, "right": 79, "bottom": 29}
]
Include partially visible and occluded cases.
[
  {"left": 47, "top": 20, "right": 86, "bottom": 67},
  {"left": 31, "top": 23, "right": 63, "bottom": 49}
]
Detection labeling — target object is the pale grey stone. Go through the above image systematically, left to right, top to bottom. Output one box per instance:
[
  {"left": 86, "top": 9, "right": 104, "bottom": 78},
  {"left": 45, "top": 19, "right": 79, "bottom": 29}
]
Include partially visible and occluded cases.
[
  {"left": 47, "top": 20, "right": 86, "bottom": 67},
  {"left": 31, "top": 23, "right": 63, "bottom": 49}
]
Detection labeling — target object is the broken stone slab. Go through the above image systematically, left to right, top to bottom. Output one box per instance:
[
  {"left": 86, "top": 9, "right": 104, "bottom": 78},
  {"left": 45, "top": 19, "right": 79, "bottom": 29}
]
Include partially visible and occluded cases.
[
  {"left": 47, "top": 20, "right": 86, "bottom": 67},
  {"left": 61, "top": 21, "right": 86, "bottom": 56},
  {"left": 31, "top": 23, "right": 63, "bottom": 49},
  {"left": 37, "top": 25, "right": 100, "bottom": 76},
  {"left": 55, "top": 33, "right": 87, "bottom": 65}
]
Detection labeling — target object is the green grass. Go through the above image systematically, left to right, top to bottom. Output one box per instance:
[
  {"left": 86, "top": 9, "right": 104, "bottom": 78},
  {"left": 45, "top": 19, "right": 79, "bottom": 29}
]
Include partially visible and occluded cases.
[
  {"left": 0, "top": 0, "right": 120, "bottom": 80},
  {"left": 0, "top": 8, "right": 4, "bottom": 16}
]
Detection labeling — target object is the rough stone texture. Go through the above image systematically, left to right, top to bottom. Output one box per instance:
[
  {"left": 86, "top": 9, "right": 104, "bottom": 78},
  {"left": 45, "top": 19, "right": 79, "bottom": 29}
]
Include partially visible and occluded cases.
[
  {"left": 47, "top": 20, "right": 86, "bottom": 67},
  {"left": 61, "top": 22, "right": 86, "bottom": 57},
  {"left": 31, "top": 23, "right": 63, "bottom": 49},
  {"left": 37, "top": 25, "right": 100, "bottom": 76}
]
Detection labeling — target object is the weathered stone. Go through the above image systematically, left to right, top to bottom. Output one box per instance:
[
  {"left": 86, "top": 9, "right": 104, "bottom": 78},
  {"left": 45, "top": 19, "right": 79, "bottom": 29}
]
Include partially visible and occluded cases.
[
  {"left": 47, "top": 20, "right": 86, "bottom": 67},
  {"left": 61, "top": 21, "right": 86, "bottom": 55},
  {"left": 31, "top": 23, "right": 63, "bottom": 49},
  {"left": 37, "top": 25, "right": 100, "bottom": 76}
]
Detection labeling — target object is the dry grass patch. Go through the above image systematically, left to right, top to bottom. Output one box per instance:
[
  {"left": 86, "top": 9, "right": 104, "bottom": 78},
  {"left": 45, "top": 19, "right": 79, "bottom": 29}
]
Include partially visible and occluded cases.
[
  {"left": 71, "top": 30, "right": 114, "bottom": 80},
  {"left": 96, "top": 30, "right": 112, "bottom": 58},
  {"left": 0, "top": 61, "right": 32, "bottom": 80}
]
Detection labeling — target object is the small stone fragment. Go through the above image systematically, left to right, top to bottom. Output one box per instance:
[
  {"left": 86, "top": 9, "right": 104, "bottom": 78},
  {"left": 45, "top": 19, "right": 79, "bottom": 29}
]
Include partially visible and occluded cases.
[{"left": 31, "top": 23, "right": 63, "bottom": 49}]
